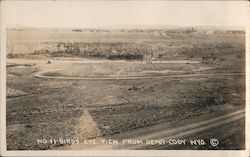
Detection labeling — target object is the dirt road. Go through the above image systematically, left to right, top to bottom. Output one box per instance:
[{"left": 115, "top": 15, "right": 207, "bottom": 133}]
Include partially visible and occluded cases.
[{"left": 35, "top": 68, "right": 243, "bottom": 80}]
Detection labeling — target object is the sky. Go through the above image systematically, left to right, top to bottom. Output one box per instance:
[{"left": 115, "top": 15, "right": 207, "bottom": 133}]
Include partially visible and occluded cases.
[{"left": 2, "top": 1, "right": 249, "bottom": 28}]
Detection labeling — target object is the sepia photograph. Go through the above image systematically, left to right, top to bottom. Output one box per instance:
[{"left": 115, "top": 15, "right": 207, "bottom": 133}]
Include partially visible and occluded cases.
[{"left": 0, "top": 0, "right": 249, "bottom": 156}]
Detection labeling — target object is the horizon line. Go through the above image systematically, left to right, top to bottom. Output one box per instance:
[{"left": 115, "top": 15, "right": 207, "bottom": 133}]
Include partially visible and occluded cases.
[{"left": 6, "top": 24, "right": 245, "bottom": 30}]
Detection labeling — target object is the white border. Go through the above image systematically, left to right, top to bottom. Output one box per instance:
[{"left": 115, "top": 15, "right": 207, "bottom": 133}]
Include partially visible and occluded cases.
[
  {"left": 0, "top": 0, "right": 7, "bottom": 156},
  {"left": 0, "top": 1, "right": 249, "bottom": 157}
]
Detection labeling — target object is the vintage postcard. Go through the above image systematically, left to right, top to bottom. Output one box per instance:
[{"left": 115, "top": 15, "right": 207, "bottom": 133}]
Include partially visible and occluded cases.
[{"left": 0, "top": 0, "right": 249, "bottom": 156}]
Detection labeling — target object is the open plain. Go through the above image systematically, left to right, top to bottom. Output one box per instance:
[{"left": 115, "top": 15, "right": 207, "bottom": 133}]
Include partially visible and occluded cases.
[{"left": 6, "top": 27, "right": 245, "bottom": 150}]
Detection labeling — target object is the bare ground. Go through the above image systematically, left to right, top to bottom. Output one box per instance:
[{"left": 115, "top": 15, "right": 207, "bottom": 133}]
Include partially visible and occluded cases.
[{"left": 6, "top": 59, "right": 245, "bottom": 150}]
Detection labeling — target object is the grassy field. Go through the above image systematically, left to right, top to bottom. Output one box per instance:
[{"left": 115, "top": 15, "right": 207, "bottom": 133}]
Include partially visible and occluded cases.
[{"left": 6, "top": 27, "right": 245, "bottom": 150}]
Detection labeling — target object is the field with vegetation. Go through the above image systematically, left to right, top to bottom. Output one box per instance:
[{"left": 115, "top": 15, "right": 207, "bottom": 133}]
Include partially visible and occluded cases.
[
  {"left": 6, "top": 27, "right": 245, "bottom": 150},
  {"left": 7, "top": 27, "right": 245, "bottom": 62}
]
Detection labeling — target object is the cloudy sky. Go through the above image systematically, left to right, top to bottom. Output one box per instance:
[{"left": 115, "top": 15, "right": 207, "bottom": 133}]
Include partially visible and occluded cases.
[{"left": 2, "top": 1, "right": 249, "bottom": 28}]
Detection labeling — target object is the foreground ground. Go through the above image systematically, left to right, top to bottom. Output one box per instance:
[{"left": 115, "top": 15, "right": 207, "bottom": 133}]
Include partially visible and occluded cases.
[{"left": 6, "top": 58, "right": 245, "bottom": 150}]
